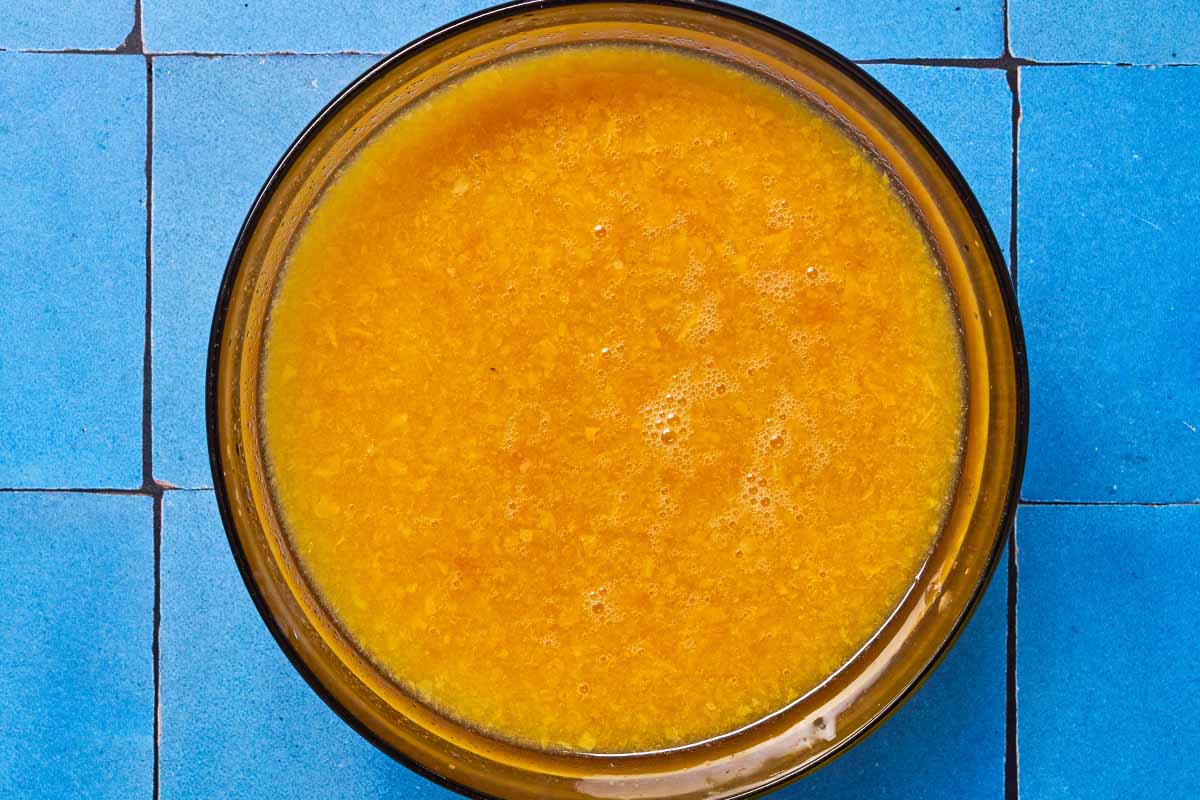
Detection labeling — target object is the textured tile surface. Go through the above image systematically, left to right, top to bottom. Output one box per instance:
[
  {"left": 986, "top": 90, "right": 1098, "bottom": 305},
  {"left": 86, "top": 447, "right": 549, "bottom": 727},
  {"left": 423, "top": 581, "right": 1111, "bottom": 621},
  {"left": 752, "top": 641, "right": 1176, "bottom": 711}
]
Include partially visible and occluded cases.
[
  {"left": 0, "top": 0, "right": 133, "bottom": 50},
  {"left": 142, "top": 0, "right": 1003, "bottom": 59},
  {"left": 143, "top": 0, "right": 490, "bottom": 53},
  {"left": 744, "top": 0, "right": 1003, "bottom": 59},
  {"left": 1011, "top": 0, "right": 1200, "bottom": 63},
  {"left": 0, "top": 54, "right": 146, "bottom": 488},
  {"left": 153, "top": 55, "right": 377, "bottom": 487},
  {"left": 865, "top": 65, "right": 1012, "bottom": 263},
  {"left": 1019, "top": 66, "right": 1200, "bottom": 502},
  {"left": 160, "top": 490, "right": 457, "bottom": 800},
  {"left": 0, "top": 492, "right": 154, "bottom": 799},
  {"left": 1017, "top": 505, "right": 1200, "bottom": 798},
  {"left": 783, "top": 559, "right": 1007, "bottom": 799}
]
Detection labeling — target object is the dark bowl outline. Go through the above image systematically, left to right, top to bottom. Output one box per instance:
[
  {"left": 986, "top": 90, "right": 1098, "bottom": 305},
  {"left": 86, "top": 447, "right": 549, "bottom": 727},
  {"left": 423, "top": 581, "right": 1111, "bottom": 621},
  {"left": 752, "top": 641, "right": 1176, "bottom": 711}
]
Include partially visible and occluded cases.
[{"left": 206, "top": 1, "right": 1030, "bottom": 797}]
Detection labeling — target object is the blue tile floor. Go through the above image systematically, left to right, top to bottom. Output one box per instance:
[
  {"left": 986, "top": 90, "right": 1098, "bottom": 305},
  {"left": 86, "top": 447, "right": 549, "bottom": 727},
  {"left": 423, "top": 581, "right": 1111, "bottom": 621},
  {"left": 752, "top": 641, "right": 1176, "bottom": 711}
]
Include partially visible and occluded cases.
[
  {"left": 0, "top": 0, "right": 135, "bottom": 50},
  {"left": 0, "top": 1, "right": 1197, "bottom": 798},
  {"left": 0, "top": 54, "right": 146, "bottom": 488},
  {"left": 1019, "top": 66, "right": 1200, "bottom": 503},
  {"left": 0, "top": 493, "right": 154, "bottom": 799},
  {"left": 1016, "top": 505, "right": 1200, "bottom": 799}
]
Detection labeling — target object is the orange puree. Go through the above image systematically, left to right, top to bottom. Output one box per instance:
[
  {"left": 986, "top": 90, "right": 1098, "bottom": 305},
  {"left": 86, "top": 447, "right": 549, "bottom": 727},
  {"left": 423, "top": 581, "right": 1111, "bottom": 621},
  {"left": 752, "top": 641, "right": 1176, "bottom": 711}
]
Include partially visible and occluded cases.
[{"left": 262, "top": 46, "right": 965, "bottom": 753}]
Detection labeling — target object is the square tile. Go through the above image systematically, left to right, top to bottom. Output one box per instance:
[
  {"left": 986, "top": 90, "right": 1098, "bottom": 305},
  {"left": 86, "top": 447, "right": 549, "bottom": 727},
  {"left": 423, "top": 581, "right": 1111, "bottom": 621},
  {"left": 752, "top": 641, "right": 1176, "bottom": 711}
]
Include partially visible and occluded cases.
[
  {"left": 141, "top": 0, "right": 1002, "bottom": 59},
  {"left": 143, "top": 0, "right": 491, "bottom": 54},
  {"left": 745, "top": 0, "right": 1003, "bottom": 60},
  {"left": 1011, "top": 0, "right": 1200, "bottom": 64},
  {"left": 0, "top": 1, "right": 133, "bottom": 51},
  {"left": 0, "top": 54, "right": 146, "bottom": 488},
  {"left": 152, "top": 55, "right": 378, "bottom": 487},
  {"left": 865, "top": 65, "right": 1013, "bottom": 264},
  {"left": 1018, "top": 67, "right": 1200, "bottom": 502},
  {"left": 160, "top": 490, "right": 457, "bottom": 799},
  {"left": 0, "top": 492, "right": 153, "bottom": 799},
  {"left": 1017, "top": 505, "right": 1200, "bottom": 798},
  {"left": 780, "top": 558, "right": 1007, "bottom": 799}
]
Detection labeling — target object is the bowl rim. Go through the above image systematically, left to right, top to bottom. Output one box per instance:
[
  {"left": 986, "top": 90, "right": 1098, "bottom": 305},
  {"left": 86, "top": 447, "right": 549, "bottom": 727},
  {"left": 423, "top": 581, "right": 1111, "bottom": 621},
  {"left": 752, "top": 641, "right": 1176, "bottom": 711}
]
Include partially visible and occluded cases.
[{"left": 206, "top": 1, "right": 1029, "bottom": 796}]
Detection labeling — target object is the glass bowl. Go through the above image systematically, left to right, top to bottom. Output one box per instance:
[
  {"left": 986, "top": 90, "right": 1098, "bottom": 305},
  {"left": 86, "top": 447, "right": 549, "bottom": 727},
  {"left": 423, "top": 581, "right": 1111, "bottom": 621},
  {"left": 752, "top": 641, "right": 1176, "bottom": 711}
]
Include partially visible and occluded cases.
[{"left": 206, "top": 1, "right": 1028, "bottom": 797}]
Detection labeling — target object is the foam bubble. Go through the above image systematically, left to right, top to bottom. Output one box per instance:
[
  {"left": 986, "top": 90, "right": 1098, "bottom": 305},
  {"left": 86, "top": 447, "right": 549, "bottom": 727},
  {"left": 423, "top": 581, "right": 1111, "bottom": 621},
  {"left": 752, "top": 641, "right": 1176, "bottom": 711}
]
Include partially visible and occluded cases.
[{"left": 766, "top": 198, "right": 794, "bottom": 231}]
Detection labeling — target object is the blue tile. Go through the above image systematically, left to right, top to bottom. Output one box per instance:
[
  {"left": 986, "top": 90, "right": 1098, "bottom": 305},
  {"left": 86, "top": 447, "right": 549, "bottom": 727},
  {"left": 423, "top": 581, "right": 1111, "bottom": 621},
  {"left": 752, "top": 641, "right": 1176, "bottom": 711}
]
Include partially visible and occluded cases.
[
  {"left": 142, "top": 0, "right": 1002, "bottom": 59},
  {"left": 143, "top": 0, "right": 492, "bottom": 54},
  {"left": 745, "top": 0, "right": 1003, "bottom": 59},
  {"left": 1011, "top": 0, "right": 1200, "bottom": 64},
  {"left": 0, "top": 1, "right": 133, "bottom": 50},
  {"left": 0, "top": 54, "right": 145, "bottom": 488},
  {"left": 153, "top": 55, "right": 377, "bottom": 487},
  {"left": 865, "top": 65, "right": 1012, "bottom": 264},
  {"left": 1018, "top": 67, "right": 1200, "bottom": 502},
  {"left": 161, "top": 490, "right": 456, "bottom": 799},
  {"left": 0, "top": 492, "right": 153, "bottom": 799},
  {"left": 1017, "top": 505, "right": 1200, "bottom": 798},
  {"left": 780, "top": 558, "right": 1007, "bottom": 799}
]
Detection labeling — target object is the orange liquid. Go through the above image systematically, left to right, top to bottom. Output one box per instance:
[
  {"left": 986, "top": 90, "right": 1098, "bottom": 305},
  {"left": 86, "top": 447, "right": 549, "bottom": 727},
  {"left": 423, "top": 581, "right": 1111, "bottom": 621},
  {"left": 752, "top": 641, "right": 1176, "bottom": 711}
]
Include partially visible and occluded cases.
[{"left": 262, "top": 46, "right": 965, "bottom": 753}]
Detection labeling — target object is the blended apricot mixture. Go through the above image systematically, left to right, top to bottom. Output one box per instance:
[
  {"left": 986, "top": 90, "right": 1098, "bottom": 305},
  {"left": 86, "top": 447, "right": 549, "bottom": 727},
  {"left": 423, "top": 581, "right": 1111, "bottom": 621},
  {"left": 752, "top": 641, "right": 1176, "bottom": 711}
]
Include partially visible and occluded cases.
[{"left": 262, "top": 46, "right": 965, "bottom": 753}]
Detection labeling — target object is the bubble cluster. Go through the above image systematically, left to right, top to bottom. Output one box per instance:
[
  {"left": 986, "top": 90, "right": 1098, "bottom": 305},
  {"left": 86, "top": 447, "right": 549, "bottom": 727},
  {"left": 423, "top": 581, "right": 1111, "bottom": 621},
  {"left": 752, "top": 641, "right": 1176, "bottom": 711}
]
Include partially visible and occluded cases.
[
  {"left": 766, "top": 198, "right": 795, "bottom": 231},
  {"left": 746, "top": 269, "right": 800, "bottom": 303},
  {"left": 675, "top": 294, "right": 722, "bottom": 346}
]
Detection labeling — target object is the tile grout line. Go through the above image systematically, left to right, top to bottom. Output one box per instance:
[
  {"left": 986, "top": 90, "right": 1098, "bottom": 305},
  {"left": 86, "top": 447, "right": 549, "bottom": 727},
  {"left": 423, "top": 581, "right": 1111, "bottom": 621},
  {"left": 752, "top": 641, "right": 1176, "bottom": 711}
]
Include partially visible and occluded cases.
[
  {"left": 126, "top": 0, "right": 166, "bottom": 797},
  {"left": 1003, "top": 3, "right": 1020, "bottom": 798},
  {"left": 2, "top": 46, "right": 1199, "bottom": 68},
  {"left": 858, "top": 57, "right": 1200, "bottom": 68},
  {"left": 0, "top": 486, "right": 210, "bottom": 494},
  {"left": 0, "top": 486, "right": 150, "bottom": 495},
  {"left": 151, "top": 489, "right": 163, "bottom": 800},
  {"left": 1019, "top": 499, "right": 1200, "bottom": 507},
  {"left": 1006, "top": 515, "right": 1020, "bottom": 800}
]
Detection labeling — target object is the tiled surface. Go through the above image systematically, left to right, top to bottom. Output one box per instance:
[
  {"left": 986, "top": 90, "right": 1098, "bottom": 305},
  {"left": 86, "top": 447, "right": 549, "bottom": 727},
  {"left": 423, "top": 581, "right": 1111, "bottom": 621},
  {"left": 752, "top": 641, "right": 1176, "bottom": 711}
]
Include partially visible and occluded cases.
[
  {"left": 140, "top": 0, "right": 1003, "bottom": 59},
  {"left": 143, "top": 0, "right": 489, "bottom": 54},
  {"left": 743, "top": 0, "right": 1003, "bottom": 60},
  {"left": 1010, "top": 0, "right": 1200, "bottom": 63},
  {"left": 0, "top": 1, "right": 134, "bottom": 50},
  {"left": 2, "top": 1, "right": 1200, "bottom": 798},
  {"left": 0, "top": 54, "right": 146, "bottom": 488},
  {"left": 153, "top": 55, "right": 376, "bottom": 487},
  {"left": 1019, "top": 66, "right": 1200, "bottom": 503},
  {"left": 0, "top": 493, "right": 154, "bottom": 799},
  {"left": 1017, "top": 505, "right": 1200, "bottom": 798}
]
